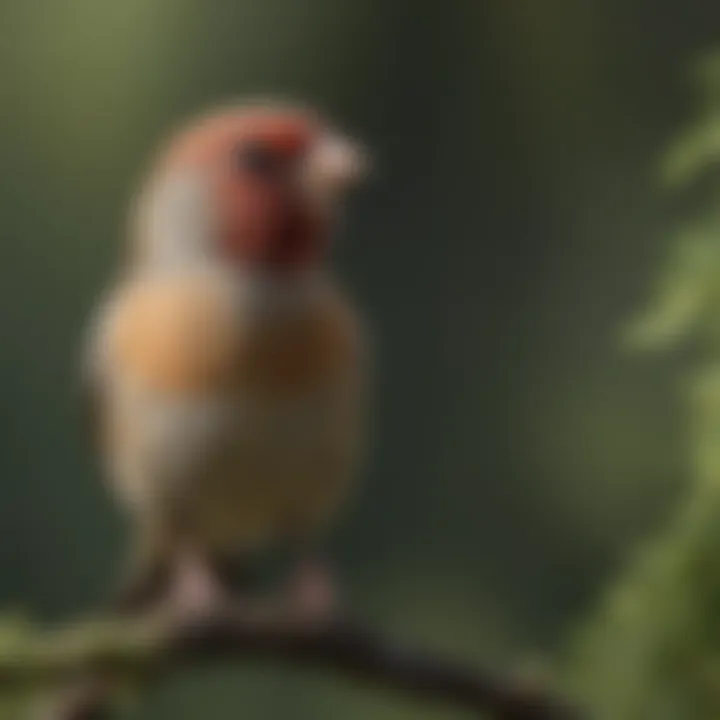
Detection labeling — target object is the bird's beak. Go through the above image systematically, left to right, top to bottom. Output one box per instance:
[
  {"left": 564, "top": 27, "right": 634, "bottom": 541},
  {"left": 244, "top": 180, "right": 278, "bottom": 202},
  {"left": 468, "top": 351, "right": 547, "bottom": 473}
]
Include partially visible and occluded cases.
[{"left": 301, "top": 132, "right": 370, "bottom": 208}]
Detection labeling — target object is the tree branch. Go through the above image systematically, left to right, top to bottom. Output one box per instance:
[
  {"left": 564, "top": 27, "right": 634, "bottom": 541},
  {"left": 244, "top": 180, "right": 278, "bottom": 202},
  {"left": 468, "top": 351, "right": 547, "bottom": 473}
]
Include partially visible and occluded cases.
[{"left": 0, "top": 609, "right": 582, "bottom": 720}]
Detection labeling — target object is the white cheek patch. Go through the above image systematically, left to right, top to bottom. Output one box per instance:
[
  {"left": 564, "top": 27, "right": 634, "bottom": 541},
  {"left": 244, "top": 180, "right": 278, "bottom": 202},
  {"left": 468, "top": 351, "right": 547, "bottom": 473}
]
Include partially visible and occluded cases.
[{"left": 141, "top": 172, "right": 217, "bottom": 268}]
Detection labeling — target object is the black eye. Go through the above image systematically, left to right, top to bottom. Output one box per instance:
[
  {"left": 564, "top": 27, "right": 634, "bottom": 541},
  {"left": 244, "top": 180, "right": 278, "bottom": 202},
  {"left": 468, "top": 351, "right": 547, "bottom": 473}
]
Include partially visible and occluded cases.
[{"left": 235, "top": 141, "right": 279, "bottom": 177}]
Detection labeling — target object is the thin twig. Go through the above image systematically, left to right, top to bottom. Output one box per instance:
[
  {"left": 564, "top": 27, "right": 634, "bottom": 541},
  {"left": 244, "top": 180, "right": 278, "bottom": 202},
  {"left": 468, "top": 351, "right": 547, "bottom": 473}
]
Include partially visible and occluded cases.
[{"left": 2, "top": 609, "right": 582, "bottom": 720}]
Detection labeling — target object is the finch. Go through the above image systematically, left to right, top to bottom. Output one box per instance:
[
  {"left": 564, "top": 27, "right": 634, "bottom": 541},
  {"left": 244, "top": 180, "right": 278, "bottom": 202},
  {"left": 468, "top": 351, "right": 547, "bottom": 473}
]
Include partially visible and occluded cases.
[{"left": 83, "top": 102, "right": 369, "bottom": 617}]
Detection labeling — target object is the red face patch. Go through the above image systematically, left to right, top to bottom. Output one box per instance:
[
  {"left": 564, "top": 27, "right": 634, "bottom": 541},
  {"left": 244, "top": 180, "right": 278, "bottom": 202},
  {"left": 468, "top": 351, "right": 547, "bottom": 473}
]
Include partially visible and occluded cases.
[{"left": 161, "top": 107, "right": 329, "bottom": 272}]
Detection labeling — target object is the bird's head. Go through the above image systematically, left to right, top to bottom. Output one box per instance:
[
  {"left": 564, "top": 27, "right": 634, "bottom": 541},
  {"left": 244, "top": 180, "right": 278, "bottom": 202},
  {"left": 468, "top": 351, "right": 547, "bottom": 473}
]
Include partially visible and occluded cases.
[{"left": 133, "top": 102, "right": 368, "bottom": 275}]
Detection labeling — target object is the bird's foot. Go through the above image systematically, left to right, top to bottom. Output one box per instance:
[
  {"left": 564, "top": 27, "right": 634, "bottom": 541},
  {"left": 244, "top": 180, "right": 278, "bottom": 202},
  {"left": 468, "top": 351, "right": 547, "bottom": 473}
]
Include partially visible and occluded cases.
[
  {"left": 165, "top": 548, "right": 231, "bottom": 620},
  {"left": 284, "top": 558, "right": 341, "bottom": 627}
]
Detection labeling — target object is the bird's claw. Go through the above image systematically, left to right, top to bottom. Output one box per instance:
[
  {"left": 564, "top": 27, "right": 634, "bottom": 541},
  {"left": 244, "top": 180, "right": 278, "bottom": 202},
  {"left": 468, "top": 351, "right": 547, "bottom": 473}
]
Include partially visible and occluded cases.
[{"left": 285, "top": 559, "right": 340, "bottom": 626}]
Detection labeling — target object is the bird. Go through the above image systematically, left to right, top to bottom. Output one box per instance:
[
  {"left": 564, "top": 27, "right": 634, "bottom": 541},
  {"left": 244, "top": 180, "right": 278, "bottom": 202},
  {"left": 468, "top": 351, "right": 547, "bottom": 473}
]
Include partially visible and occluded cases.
[{"left": 83, "top": 102, "right": 370, "bottom": 619}]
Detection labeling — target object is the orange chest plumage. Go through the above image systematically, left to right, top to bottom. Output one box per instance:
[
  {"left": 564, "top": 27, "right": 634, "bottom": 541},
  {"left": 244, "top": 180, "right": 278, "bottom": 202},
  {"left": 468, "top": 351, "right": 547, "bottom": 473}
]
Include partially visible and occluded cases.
[
  {"left": 93, "top": 268, "right": 366, "bottom": 549},
  {"left": 106, "top": 271, "right": 361, "bottom": 399}
]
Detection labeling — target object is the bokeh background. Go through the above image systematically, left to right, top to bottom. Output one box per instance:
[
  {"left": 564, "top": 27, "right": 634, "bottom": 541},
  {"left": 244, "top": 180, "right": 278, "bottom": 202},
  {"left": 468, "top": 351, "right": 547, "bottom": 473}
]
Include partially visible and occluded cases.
[{"left": 2, "top": 1, "right": 720, "bottom": 718}]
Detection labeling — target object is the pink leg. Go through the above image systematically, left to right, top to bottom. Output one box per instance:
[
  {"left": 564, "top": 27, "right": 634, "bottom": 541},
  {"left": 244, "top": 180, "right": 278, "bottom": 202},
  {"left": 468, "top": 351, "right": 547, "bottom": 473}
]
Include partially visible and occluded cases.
[
  {"left": 165, "top": 546, "right": 229, "bottom": 617},
  {"left": 286, "top": 556, "right": 340, "bottom": 625}
]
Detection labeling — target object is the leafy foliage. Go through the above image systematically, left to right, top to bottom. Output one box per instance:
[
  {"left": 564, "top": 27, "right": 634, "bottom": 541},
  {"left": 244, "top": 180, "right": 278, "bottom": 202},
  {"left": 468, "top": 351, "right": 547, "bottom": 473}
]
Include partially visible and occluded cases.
[{"left": 570, "top": 54, "right": 720, "bottom": 720}]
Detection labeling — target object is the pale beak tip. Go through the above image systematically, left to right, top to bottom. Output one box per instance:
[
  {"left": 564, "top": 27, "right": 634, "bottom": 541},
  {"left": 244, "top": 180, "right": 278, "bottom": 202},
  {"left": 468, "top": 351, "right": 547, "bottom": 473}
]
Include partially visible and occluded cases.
[{"left": 318, "top": 134, "right": 371, "bottom": 188}]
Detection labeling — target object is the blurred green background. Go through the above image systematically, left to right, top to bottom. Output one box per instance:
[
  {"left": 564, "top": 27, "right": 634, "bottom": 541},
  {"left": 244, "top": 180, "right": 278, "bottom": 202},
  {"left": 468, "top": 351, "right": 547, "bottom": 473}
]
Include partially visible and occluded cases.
[{"left": 2, "top": 1, "right": 720, "bottom": 717}]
